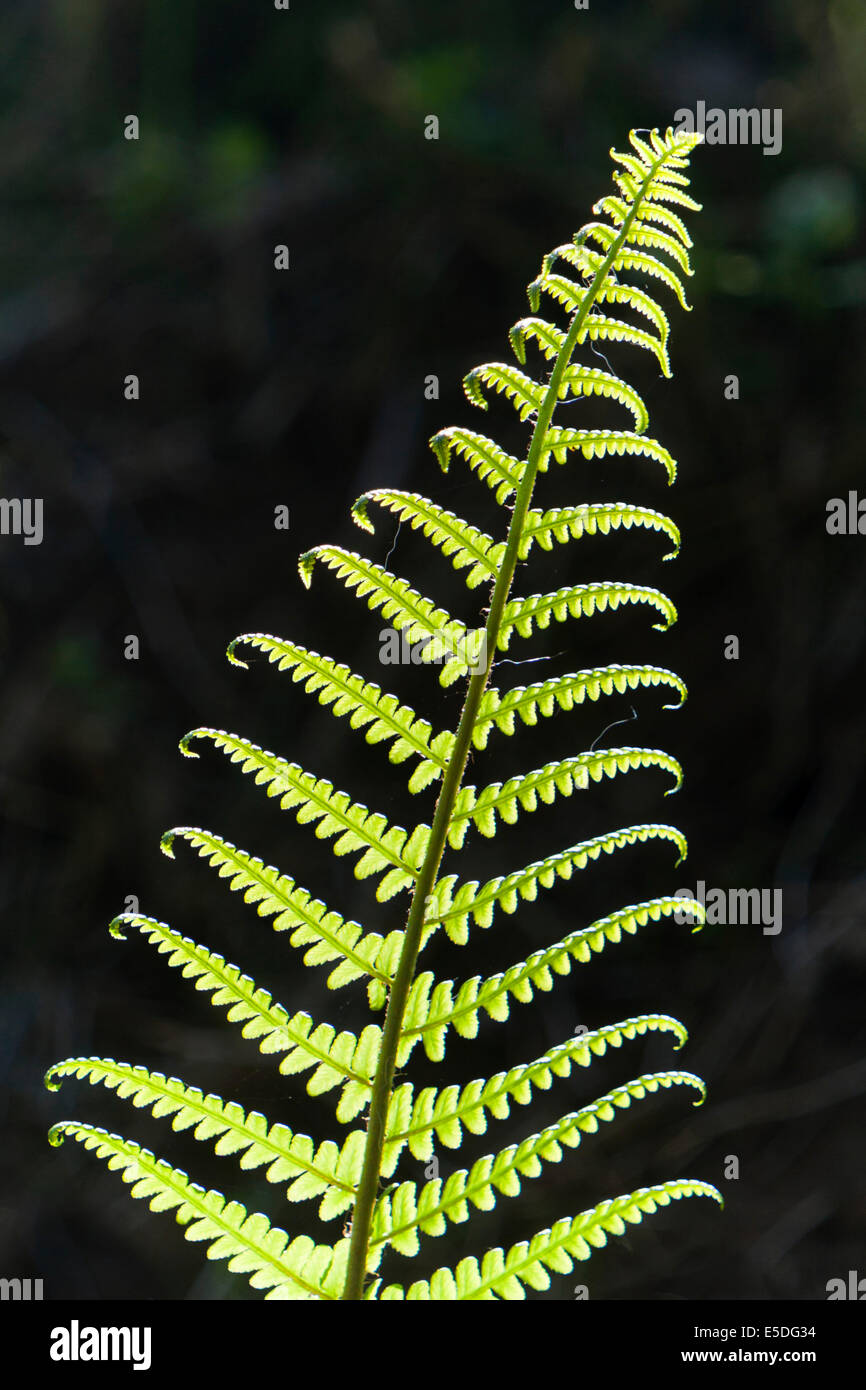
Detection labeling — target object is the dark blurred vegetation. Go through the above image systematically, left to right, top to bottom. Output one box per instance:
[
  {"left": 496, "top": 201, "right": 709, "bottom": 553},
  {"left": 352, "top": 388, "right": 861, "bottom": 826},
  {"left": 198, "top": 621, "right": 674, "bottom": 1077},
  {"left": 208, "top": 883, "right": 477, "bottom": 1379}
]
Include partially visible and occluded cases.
[{"left": 1, "top": 0, "right": 865, "bottom": 1301}]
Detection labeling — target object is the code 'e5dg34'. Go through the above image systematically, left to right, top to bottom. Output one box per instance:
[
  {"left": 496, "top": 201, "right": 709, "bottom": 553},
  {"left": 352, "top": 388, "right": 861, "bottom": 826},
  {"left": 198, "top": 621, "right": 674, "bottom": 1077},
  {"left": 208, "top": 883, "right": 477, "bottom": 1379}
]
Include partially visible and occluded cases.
[{"left": 46, "top": 125, "right": 722, "bottom": 1301}]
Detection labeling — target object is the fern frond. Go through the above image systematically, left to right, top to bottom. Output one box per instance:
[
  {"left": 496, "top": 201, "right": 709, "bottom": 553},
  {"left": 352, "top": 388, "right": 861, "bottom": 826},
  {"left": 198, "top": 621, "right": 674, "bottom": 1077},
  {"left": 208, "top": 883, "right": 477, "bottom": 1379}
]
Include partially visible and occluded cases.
[
  {"left": 48, "top": 125, "right": 713, "bottom": 1301},
  {"left": 611, "top": 137, "right": 702, "bottom": 211},
  {"left": 610, "top": 142, "right": 670, "bottom": 183},
  {"left": 643, "top": 173, "right": 702, "bottom": 206},
  {"left": 606, "top": 175, "right": 700, "bottom": 226},
  {"left": 593, "top": 195, "right": 693, "bottom": 252},
  {"left": 635, "top": 199, "right": 694, "bottom": 246},
  {"left": 580, "top": 219, "right": 619, "bottom": 254},
  {"left": 619, "top": 221, "right": 694, "bottom": 275},
  {"left": 535, "top": 243, "right": 675, "bottom": 349},
  {"left": 583, "top": 243, "right": 692, "bottom": 309},
  {"left": 527, "top": 269, "right": 586, "bottom": 316},
  {"left": 597, "top": 281, "right": 670, "bottom": 351},
  {"left": 580, "top": 312, "right": 670, "bottom": 376},
  {"left": 508, "top": 315, "right": 566, "bottom": 363},
  {"left": 463, "top": 362, "right": 546, "bottom": 420},
  {"left": 559, "top": 366, "right": 649, "bottom": 432},
  {"left": 429, "top": 426, "right": 523, "bottom": 504},
  {"left": 539, "top": 426, "right": 676, "bottom": 482},
  {"left": 351, "top": 490, "right": 503, "bottom": 590},
  {"left": 519, "top": 503, "right": 680, "bottom": 561},
  {"left": 299, "top": 546, "right": 475, "bottom": 685},
  {"left": 497, "top": 581, "right": 677, "bottom": 651},
  {"left": 226, "top": 634, "right": 454, "bottom": 791},
  {"left": 475, "top": 665, "right": 686, "bottom": 746},
  {"left": 179, "top": 728, "right": 430, "bottom": 899},
  {"left": 447, "top": 748, "right": 683, "bottom": 848},
  {"left": 429, "top": 823, "right": 689, "bottom": 943},
  {"left": 160, "top": 827, "right": 402, "bottom": 1001},
  {"left": 398, "top": 896, "right": 707, "bottom": 1063},
  {"left": 108, "top": 914, "right": 379, "bottom": 1118},
  {"left": 385, "top": 1015, "right": 690, "bottom": 1164},
  {"left": 46, "top": 1059, "right": 365, "bottom": 1220},
  {"left": 373, "top": 1071, "right": 707, "bottom": 1255},
  {"left": 47, "top": 1123, "right": 357, "bottom": 1299},
  {"left": 376, "top": 1180, "right": 722, "bottom": 1299}
]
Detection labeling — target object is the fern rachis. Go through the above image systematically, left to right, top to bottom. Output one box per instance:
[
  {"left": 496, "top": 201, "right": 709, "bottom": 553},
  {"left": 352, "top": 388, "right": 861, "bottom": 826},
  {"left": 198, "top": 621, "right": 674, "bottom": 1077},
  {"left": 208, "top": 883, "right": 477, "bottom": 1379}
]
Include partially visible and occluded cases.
[{"left": 47, "top": 126, "right": 721, "bottom": 1301}]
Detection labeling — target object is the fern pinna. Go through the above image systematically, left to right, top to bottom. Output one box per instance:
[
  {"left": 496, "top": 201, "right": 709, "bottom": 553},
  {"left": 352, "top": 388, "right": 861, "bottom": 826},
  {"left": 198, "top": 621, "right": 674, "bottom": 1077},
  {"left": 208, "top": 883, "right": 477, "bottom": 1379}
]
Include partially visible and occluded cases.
[{"left": 47, "top": 126, "right": 721, "bottom": 1300}]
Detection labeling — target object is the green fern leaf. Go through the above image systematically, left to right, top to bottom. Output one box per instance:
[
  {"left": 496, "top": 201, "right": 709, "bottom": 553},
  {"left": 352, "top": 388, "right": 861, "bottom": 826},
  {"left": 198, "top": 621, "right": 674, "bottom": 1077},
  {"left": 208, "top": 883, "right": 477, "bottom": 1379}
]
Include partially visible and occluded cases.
[
  {"left": 48, "top": 124, "right": 717, "bottom": 1301},
  {"left": 594, "top": 194, "right": 693, "bottom": 252},
  {"left": 623, "top": 221, "right": 694, "bottom": 274},
  {"left": 533, "top": 243, "right": 676, "bottom": 349},
  {"left": 620, "top": 247, "right": 691, "bottom": 306},
  {"left": 527, "top": 269, "right": 586, "bottom": 316},
  {"left": 597, "top": 280, "right": 671, "bottom": 350},
  {"left": 580, "top": 311, "right": 670, "bottom": 376},
  {"left": 508, "top": 315, "right": 566, "bottom": 363},
  {"left": 462, "top": 362, "right": 547, "bottom": 419},
  {"left": 560, "top": 365, "right": 649, "bottom": 432},
  {"left": 428, "top": 426, "right": 523, "bottom": 503},
  {"left": 540, "top": 426, "right": 677, "bottom": 481},
  {"left": 351, "top": 489, "right": 503, "bottom": 589},
  {"left": 519, "top": 503, "right": 680, "bottom": 560},
  {"left": 299, "top": 546, "right": 475, "bottom": 685},
  {"left": 497, "top": 581, "right": 677, "bottom": 651},
  {"left": 227, "top": 634, "right": 454, "bottom": 790},
  {"left": 475, "top": 665, "right": 686, "bottom": 745},
  {"left": 179, "top": 728, "right": 430, "bottom": 899},
  {"left": 447, "top": 748, "right": 683, "bottom": 848},
  {"left": 430, "top": 823, "right": 689, "bottom": 942},
  {"left": 160, "top": 827, "right": 402, "bottom": 997},
  {"left": 398, "top": 896, "right": 707, "bottom": 1063},
  {"left": 107, "top": 913, "right": 379, "bottom": 1118},
  {"left": 385, "top": 1015, "right": 691, "bottom": 1165},
  {"left": 46, "top": 1059, "right": 365, "bottom": 1219},
  {"left": 373, "top": 1071, "right": 706, "bottom": 1256},
  {"left": 48, "top": 1123, "right": 358, "bottom": 1299},
  {"left": 376, "top": 1180, "right": 721, "bottom": 1299}
]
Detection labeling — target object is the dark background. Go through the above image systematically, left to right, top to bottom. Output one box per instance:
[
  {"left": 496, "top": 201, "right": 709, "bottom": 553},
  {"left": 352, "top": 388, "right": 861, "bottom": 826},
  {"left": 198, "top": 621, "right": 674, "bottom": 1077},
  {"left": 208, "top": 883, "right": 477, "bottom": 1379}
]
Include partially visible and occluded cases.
[{"left": 1, "top": 0, "right": 864, "bottom": 1301}]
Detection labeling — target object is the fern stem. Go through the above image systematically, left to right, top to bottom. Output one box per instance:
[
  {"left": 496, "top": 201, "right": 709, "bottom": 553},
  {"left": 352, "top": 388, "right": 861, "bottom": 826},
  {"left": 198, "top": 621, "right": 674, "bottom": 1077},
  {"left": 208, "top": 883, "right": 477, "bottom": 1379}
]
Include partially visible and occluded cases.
[{"left": 341, "top": 154, "right": 667, "bottom": 1300}]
